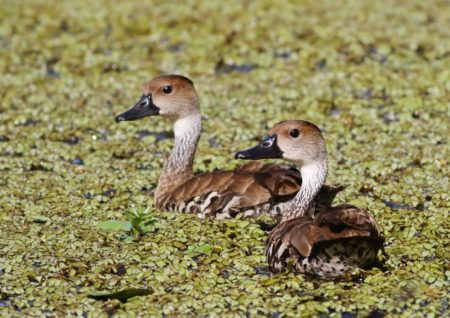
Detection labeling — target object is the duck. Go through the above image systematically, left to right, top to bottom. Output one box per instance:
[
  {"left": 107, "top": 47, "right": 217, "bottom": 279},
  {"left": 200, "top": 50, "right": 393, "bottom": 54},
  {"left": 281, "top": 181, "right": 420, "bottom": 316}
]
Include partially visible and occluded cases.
[
  {"left": 115, "top": 75, "right": 341, "bottom": 219},
  {"left": 235, "top": 120, "right": 384, "bottom": 277}
]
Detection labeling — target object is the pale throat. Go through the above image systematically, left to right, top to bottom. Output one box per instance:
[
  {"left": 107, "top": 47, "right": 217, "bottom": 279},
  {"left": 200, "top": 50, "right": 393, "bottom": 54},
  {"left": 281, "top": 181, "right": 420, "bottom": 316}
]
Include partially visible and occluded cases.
[
  {"left": 155, "top": 113, "right": 202, "bottom": 200},
  {"left": 282, "top": 158, "right": 328, "bottom": 221}
]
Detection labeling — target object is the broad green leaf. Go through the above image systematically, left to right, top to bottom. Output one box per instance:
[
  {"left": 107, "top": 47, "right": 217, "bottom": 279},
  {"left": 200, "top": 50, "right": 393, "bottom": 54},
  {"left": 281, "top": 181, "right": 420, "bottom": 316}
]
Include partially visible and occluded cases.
[
  {"left": 96, "top": 220, "right": 132, "bottom": 232},
  {"left": 186, "top": 244, "right": 213, "bottom": 255},
  {"left": 88, "top": 288, "right": 153, "bottom": 303}
]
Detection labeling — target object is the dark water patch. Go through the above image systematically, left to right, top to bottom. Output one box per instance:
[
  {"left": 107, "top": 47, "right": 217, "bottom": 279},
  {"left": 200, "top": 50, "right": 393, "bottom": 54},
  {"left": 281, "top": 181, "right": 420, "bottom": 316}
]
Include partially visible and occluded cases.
[
  {"left": 60, "top": 20, "right": 69, "bottom": 32},
  {"left": 169, "top": 43, "right": 184, "bottom": 52},
  {"left": 364, "top": 46, "right": 389, "bottom": 65},
  {"left": 275, "top": 51, "right": 291, "bottom": 59},
  {"left": 373, "top": 54, "right": 388, "bottom": 64},
  {"left": 45, "top": 57, "right": 60, "bottom": 78},
  {"left": 316, "top": 58, "right": 327, "bottom": 70},
  {"left": 215, "top": 59, "right": 255, "bottom": 75},
  {"left": 356, "top": 89, "right": 373, "bottom": 100},
  {"left": 412, "top": 111, "right": 421, "bottom": 119},
  {"left": 21, "top": 119, "right": 40, "bottom": 127},
  {"left": 135, "top": 130, "right": 153, "bottom": 139},
  {"left": 64, "top": 136, "right": 80, "bottom": 145},
  {"left": 208, "top": 136, "right": 220, "bottom": 148},
  {"left": 71, "top": 158, "right": 84, "bottom": 165},
  {"left": 407, "top": 159, "right": 422, "bottom": 168},
  {"left": 29, "top": 163, "right": 52, "bottom": 172},
  {"left": 137, "top": 163, "right": 152, "bottom": 170},
  {"left": 359, "top": 184, "right": 374, "bottom": 195},
  {"left": 141, "top": 185, "right": 154, "bottom": 193},
  {"left": 102, "top": 188, "right": 116, "bottom": 198},
  {"left": 83, "top": 192, "right": 93, "bottom": 199},
  {"left": 383, "top": 200, "right": 425, "bottom": 211},
  {"left": 256, "top": 220, "right": 276, "bottom": 232},
  {"left": 32, "top": 261, "right": 41, "bottom": 268},
  {"left": 112, "top": 263, "right": 126, "bottom": 276},
  {"left": 254, "top": 266, "right": 270, "bottom": 276},
  {"left": 220, "top": 269, "right": 229, "bottom": 278},
  {"left": 352, "top": 273, "right": 366, "bottom": 284},
  {"left": 28, "top": 275, "right": 39, "bottom": 283},
  {"left": 164, "top": 285, "right": 173, "bottom": 292},
  {"left": 313, "top": 294, "right": 326, "bottom": 302},
  {"left": 439, "top": 300, "right": 449, "bottom": 315},
  {"left": 368, "top": 310, "right": 385, "bottom": 318},
  {"left": 341, "top": 312, "right": 356, "bottom": 318}
]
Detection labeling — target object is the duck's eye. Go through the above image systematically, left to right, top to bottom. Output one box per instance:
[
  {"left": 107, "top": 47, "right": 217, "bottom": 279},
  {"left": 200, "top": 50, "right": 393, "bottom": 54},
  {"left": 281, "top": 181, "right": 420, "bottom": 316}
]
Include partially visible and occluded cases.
[
  {"left": 162, "top": 86, "right": 172, "bottom": 94},
  {"left": 289, "top": 129, "right": 300, "bottom": 138}
]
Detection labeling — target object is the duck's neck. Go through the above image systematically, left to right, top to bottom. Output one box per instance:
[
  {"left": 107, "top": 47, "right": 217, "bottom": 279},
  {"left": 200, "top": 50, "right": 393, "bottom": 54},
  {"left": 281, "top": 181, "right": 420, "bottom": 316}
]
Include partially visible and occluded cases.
[
  {"left": 155, "top": 113, "right": 201, "bottom": 206},
  {"left": 281, "top": 158, "right": 328, "bottom": 221}
]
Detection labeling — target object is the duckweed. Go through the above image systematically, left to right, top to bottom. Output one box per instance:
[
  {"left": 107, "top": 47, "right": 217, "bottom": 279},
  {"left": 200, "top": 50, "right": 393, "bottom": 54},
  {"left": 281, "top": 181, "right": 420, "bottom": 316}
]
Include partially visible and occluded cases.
[{"left": 0, "top": 0, "right": 449, "bottom": 316}]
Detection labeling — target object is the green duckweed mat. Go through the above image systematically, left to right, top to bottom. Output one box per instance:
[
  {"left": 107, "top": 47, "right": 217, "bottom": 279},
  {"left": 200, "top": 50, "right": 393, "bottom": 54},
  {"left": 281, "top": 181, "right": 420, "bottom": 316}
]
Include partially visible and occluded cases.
[{"left": 0, "top": 0, "right": 449, "bottom": 316}]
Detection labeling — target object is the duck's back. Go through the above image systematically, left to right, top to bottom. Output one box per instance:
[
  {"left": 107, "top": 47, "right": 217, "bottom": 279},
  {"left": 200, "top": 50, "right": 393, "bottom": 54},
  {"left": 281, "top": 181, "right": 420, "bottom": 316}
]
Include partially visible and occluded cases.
[
  {"left": 156, "top": 162, "right": 302, "bottom": 218},
  {"left": 266, "top": 204, "right": 384, "bottom": 277}
]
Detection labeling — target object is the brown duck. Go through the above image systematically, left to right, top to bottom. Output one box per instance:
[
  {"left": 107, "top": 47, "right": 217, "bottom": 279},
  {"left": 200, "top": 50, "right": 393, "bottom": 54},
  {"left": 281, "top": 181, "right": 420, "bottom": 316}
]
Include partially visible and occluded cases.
[{"left": 235, "top": 120, "right": 383, "bottom": 277}]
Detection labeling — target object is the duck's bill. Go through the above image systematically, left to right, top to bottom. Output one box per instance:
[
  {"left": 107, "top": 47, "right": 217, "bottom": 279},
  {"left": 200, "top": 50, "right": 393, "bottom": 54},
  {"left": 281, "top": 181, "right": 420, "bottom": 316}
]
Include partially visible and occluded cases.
[
  {"left": 115, "top": 94, "right": 160, "bottom": 123},
  {"left": 234, "top": 135, "right": 283, "bottom": 160}
]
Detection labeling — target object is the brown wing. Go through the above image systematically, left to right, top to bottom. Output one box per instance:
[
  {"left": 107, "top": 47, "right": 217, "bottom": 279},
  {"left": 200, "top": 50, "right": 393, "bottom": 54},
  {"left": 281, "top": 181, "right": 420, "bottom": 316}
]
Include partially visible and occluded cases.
[
  {"left": 237, "top": 162, "right": 346, "bottom": 208},
  {"left": 158, "top": 163, "right": 302, "bottom": 216},
  {"left": 314, "top": 204, "right": 381, "bottom": 237},
  {"left": 266, "top": 205, "right": 382, "bottom": 271}
]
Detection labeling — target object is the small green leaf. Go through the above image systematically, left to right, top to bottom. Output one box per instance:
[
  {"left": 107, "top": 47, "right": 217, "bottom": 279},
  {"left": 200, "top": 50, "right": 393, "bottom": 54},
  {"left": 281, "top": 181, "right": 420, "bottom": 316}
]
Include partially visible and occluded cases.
[
  {"left": 96, "top": 220, "right": 132, "bottom": 232},
  {"left": 186, "top": 244, "right": 214, "bottom": 255},
  {"left": 87, "top": 288, "right": 153, "bottom": 303}
]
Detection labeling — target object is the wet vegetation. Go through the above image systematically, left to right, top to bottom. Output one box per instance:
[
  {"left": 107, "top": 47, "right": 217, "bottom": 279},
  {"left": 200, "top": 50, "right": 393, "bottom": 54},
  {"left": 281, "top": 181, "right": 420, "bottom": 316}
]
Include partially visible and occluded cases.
[{"left": 0, "top": 0, "right": 449, "bottom": 316}]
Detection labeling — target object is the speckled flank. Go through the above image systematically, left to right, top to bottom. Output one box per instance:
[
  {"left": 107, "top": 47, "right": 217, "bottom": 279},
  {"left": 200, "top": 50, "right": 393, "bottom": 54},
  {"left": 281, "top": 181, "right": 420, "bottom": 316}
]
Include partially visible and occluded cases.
[{"left": 296, "top": 239, "right": 380, "bottom": 278}]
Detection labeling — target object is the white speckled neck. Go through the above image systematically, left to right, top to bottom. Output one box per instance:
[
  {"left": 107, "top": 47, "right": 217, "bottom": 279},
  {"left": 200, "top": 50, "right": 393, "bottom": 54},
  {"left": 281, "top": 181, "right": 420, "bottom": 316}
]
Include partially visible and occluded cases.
[
  {"left": 155, "top": 113, "right": 201, "bottom": 202},
  {"left": 281, "top": 158, "right": 328, "bottom": 221}
]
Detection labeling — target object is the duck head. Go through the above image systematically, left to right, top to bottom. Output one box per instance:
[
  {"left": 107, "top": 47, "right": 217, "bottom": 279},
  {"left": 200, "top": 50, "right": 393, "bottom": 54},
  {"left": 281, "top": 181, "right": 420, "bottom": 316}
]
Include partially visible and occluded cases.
[
  {"left": 115, "top": 74, "right": 199, "bottom": 123},
  {"left": 235, "top": 120, "right": 327, "bottom": 167}
]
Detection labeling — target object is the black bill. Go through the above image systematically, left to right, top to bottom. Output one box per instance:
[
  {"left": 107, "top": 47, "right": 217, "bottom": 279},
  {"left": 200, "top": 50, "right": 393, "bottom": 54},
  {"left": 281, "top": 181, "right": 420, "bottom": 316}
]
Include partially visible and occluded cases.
[
  {"left": 115, "top": 94, "right": 160, "bottom": 123},
  {"left": 235, "top": 135, "right": 283, "bottom": 160}
]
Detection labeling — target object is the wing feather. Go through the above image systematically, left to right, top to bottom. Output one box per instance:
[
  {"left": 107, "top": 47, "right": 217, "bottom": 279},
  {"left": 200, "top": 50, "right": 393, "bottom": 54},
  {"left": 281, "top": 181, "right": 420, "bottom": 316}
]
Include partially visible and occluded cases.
[{"left": 265, "top": 206, "right": 383, "bottom": 273}]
